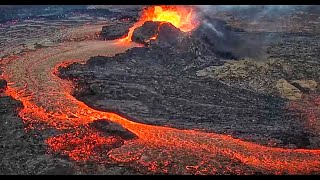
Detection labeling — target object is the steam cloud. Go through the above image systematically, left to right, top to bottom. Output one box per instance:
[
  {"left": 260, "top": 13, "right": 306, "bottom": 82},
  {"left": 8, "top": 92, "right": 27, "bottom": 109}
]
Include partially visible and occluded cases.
[{"left": 194, "top": 5, "right": 320, "bottom": 60}]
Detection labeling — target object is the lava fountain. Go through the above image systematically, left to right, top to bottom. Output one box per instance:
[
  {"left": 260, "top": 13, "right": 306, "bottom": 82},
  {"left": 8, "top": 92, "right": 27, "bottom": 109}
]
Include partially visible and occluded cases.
[{"left": 119, "top": 5, "right": 199, "bottom": 42}]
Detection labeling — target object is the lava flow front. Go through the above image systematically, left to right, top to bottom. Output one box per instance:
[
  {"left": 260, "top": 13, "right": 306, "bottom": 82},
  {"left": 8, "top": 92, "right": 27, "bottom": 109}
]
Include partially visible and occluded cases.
[
  {"left": 119, "top": 5, "right": 199, "bottom": 42},
  {"left": 2, "top": 6, "right": 320, "bottom": 174},
  {"left": 2, "top": 39, "right": 320, "bottom": 175}
]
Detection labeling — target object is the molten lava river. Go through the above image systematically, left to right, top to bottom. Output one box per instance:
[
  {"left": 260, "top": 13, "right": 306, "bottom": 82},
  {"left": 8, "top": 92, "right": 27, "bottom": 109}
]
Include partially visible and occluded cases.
[{"left": 2, "top": 6, "right": 320, "bottom": 175}]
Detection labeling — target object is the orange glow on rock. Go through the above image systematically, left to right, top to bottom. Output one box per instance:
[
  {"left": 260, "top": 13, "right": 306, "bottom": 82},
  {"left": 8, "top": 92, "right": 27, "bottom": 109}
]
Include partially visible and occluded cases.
[
  {"left": 119, "top": 5, "right": 199, "bottom": 43},
  {"left": 150, "top": 35, "right": 157, "bottom": 40},
  {"left": 2, "top": 36, "right": 320, "bottom": 174},
  {"left": 288, "top": 94, "right": 320, "bottom": 133},
  {"left": 46, "top": 126, "right": 122, "bottom": 162}
]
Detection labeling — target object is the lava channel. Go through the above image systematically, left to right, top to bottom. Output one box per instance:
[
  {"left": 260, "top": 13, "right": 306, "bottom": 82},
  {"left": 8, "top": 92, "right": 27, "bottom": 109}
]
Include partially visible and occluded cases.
[{"left": 2, "top": 6, "right": 320, "bottom": 174}]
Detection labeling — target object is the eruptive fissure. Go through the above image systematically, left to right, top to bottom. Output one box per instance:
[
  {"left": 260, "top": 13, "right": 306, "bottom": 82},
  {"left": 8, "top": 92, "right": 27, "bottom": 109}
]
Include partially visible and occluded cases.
[{"left": 2, "top": 6, "right": 320, "bottom": 174}]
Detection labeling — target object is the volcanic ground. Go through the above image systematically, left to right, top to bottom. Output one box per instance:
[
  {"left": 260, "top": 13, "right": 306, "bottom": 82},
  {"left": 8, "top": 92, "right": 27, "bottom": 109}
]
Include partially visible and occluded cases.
[{"left": 0, "top": 5, "right": 320, "bottom": 175}]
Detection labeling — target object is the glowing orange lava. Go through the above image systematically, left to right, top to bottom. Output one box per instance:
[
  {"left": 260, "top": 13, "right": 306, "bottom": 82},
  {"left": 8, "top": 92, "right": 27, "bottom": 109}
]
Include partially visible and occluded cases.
[
  {"left": 119, "top": 5, "right": 199, "bottom": 42},
  {"left": 0, "top": 10, "right": 320, "bottom": 174},
  {"left": 2, "top": 30, "right": 320, "bottom": 174},
  {"left": 288, "top": 94, "right": 320, "bottom": 133},
  {"left": 46, "top": 126, "right": 122, "bottom": 162}
]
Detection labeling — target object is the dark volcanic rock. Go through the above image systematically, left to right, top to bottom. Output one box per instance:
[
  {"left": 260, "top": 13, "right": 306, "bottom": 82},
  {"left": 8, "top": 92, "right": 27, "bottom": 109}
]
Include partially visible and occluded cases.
[
  {"left": 114, "top": 6, "right": 143, "bottom": 22},
  {"left": 59, "top": 16, "right": 320, "bottom": 148},
  {"left": 132, "top": 21, "right": 161, "bottom": 45},
  {"left": 132, "top": 21, "right": 186, "bottom": 47},
  {"left": 100, "top": 22, "right": 133, "bottom": 40},
  {"left": 155, "top": 22, "right": 185, "bottom": 47},
  {"left": 193, "top": 22, "right": 260, "bottom": 59},
  {"left": 59, "top": 30, "right": 312, "bottom": 149},
  {"left": 0, "top": 79, "right": 7, "bottom": 90},
  {"left": 290, "top": 80, "right": 318, "bottom": 93},
  {"left": 0, "top": 95, "right": 23, "bottom": 114},
  {"left": 0, "top": 95, "right": 75, "bottom": 175},
  {"left": 0, "top": 95, "right": 137, "bottom": 174},
  {"left": 89, "top": 119, "right": 137, "bottom": 140},
  {"left": 40, "top": 163, "right": 75, "bottom": 175}
]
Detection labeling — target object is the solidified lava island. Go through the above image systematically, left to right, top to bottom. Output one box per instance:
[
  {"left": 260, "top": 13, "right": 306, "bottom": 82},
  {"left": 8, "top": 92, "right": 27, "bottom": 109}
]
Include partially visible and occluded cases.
[{"left": 0, "top": 5, "right": 320, "bottom": 175}]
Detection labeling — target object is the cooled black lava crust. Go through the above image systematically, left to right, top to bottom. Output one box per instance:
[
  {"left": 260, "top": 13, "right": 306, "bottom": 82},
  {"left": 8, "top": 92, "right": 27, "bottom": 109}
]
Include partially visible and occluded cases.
[{"left": 59, "top": 20, "right": 314, "bottom": 148}]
